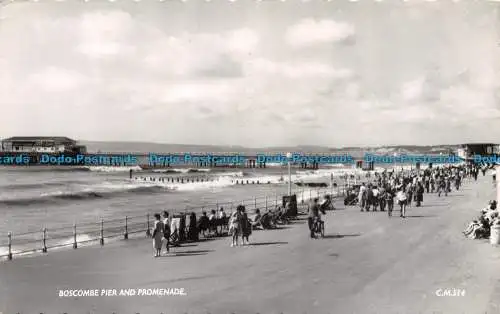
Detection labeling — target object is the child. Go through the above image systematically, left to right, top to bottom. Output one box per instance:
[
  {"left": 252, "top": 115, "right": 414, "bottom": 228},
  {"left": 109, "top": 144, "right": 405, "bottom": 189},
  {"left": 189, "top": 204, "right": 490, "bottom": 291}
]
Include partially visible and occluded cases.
[{"left": 229, "top": 210, "right": 241, "bottom": 247}]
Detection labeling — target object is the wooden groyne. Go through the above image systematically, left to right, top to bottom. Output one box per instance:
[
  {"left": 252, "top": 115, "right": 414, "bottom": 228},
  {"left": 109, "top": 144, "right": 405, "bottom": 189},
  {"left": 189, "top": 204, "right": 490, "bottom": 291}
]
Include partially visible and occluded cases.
[
  {"left": 132, "top": 176, "right": 217, "bottom": 184},
  {"left": 132, "top": 176, "right": 298, "bottom": 185}
]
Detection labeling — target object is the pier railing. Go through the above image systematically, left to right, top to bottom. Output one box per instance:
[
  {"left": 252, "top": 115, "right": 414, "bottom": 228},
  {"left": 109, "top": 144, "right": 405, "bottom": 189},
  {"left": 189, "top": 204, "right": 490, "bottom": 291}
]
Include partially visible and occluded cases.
[{"left": 0, "top": 186, "right": 344, "bottom": 261}]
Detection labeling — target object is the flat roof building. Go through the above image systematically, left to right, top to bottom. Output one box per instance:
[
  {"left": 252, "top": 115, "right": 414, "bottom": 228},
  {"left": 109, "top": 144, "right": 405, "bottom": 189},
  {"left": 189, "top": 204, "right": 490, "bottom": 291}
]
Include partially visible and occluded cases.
[
  {"left": 1, "top": 136, "right": 86, "bottom": 154},
  {"left": 458, "top": 143, "right": 499, "bottom": 160}
]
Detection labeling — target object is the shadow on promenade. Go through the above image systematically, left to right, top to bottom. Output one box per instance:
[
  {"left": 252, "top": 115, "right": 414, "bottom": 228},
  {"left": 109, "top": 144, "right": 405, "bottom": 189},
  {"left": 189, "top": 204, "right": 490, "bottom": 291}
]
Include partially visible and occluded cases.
[
  {"left": 322, "top": 233, "right": 361, "bottom": 239},
  {"left": 248, "top": 241, "right": 288, "bottom": 246},
  {"left": 162, "top": 249, "right": 214, "bottom": 257},
  {"left": 142, "top": 274, "right": 221, "bottom": 285}
]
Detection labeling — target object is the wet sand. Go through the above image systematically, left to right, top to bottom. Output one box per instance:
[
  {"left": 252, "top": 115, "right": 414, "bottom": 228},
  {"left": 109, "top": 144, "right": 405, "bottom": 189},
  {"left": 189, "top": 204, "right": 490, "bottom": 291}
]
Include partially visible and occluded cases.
[{"left": 1, "top": 175, "right": 499, "bottom": 314}]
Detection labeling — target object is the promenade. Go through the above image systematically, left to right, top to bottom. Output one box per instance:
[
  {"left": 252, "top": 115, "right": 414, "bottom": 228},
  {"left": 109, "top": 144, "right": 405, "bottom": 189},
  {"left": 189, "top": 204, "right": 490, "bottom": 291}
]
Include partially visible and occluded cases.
[{"left": 1, "top": 175, "right": 500, "bottom": 314}]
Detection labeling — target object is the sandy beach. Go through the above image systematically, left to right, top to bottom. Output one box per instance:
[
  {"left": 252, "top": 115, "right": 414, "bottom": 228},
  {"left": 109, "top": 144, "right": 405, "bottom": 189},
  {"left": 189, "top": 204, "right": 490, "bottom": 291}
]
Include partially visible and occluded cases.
[{"left": 0, "top": 173, "right": 499, "bottom": 314}]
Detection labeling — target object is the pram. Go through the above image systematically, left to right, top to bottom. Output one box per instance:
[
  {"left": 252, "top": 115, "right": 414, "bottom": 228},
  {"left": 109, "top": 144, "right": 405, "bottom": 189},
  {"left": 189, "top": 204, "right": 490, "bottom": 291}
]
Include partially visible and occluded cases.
[
  {"left": 344, "top": 185, "right": 361, "bottom": 206},
  {"left": 319, "top": 195, "right": 336, "bottom": 210}
]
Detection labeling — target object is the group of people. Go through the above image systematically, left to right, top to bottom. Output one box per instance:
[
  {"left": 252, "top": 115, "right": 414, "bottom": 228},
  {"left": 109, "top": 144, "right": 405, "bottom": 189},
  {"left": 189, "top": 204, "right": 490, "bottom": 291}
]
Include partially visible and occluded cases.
[
  {"left": 151, "top": 163, "right": 488, "bottom": 256},
  {"left": 353, "top": 164, "right": 476, "bottom": 218},
  {"left": 464, "top": 200, "right": 499, "bottom": 239},
  {"left": 150, "top": 201, "right": 298, "bottom": 255},
  {"left": 152, "top": 211, "right": 200, "bottom": 257}
]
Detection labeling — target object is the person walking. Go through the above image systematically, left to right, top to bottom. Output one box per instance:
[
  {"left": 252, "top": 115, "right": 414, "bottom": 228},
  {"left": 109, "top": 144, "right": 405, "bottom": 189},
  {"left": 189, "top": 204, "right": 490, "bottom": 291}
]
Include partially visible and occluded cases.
[
  {"left": 424, "top": 175, "right": 430, "bottom": 193},
  {"left": 437, "top": 176, "right": 445, "bottom": 197},
  {"left": 445, "top": 176, "right": 451, "bottom": 196},
  {"left": 416, "top": 182, "right": 424, "bottom": 207},
  {"left": 359, "top": 183, "right": 367, "bottom": 212},
  {"left": 406, "top": 183, "right": 413, "bottom": 208},
  {"left": 365, "top": 184, "right": 374, "bottom": 212},
  {"left": 379, "top": 185, "right": 386, "bottom": 212},
  {"left": 386, "top": 185, "right": 395, "bottom": 217},
  {"left": 372, "top": 186, "right": 380, "bottom": 212},
  {"left": 396, "top": 188, "right": 407, "bottom": 218},
  {"left": 229, "top": 206, "right": 244, "bottom": 247},
  {"left": 162, "top": 211, "right": 171, "bottom": 254},
  {"left": 241, "top": 211, "right": 252, "bottom": 245},
  {"left": 187, "top": 212, "right": 198, "bottom": 242},
  {"left": 152, "top": 213, "right": 164, "bottom": 257}
]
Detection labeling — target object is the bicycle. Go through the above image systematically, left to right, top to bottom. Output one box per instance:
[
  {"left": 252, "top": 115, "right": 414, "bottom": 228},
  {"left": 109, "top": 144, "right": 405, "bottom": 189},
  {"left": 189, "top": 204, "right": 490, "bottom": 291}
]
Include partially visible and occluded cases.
[{"left": 312, "top": 217, "right": 325, "bottom": 238}]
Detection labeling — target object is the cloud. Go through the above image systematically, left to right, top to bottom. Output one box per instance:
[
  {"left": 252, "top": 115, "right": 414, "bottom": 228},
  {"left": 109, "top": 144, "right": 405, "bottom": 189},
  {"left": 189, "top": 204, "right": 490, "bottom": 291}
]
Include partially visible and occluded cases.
[
  {"left": 0, "top": 2, "right": 498, "bottom": 146},
  {"left": 75, "top": 11, "right": 138, "bottom": 58},
  {"left": 285, "top": 18, "right": 355, "bottom": 48},
  {"left": 141, "top": 30, "right": 258, "bottom": 79},
  {"left": 243, "top": 58, "right": 353, "bottom": 80},
  {"left": 29, "top": 67, "right": 86, "bottom": 93},
  {"left": 401, "top": 77, "right": 425, "bottom": 101}
]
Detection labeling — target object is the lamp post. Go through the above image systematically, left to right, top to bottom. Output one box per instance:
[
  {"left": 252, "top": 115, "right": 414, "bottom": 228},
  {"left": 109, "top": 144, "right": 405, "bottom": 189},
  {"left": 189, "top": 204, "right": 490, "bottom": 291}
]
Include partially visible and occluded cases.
[
  {"left": 286, "top": 152, "right": 292, "bottom": 196},
  {"left": 497, "top": 165, "right": 500, "bottom": 205}
]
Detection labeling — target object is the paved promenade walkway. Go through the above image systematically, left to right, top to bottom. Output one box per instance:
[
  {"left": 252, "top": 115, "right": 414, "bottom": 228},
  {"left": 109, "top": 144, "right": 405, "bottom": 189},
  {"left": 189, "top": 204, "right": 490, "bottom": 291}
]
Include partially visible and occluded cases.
[{"left": 1, "top": 175, "right": 500, "bottom": 314}]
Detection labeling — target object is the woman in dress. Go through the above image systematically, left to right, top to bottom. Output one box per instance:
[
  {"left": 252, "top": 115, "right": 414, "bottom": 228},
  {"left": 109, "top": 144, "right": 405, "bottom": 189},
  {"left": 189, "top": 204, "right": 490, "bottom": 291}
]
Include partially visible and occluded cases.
[
  {"left": 416, "top": 182, "right": 424, "bottom": 207},
  {"left": 229, "top": 205, "right": 244, "bottom": 247},
  {"left": 241, "top": 211, "right": 252, "bottom": 245},
  {"left": 187, "top": 212, "right": 198, "bottom": 241},
  {"left": 152, "top": 213, "right": 164, "bottom": 257}
]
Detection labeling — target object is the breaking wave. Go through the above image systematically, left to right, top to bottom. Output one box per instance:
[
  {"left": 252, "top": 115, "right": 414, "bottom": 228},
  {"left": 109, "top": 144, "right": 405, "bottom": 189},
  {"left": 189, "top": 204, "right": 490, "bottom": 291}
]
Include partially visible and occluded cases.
[
  {"left": 85, "top": 166, "right": 143, "bottom": 172},
  {"left": 0, "top": 167, "right": 367, "bottom": 207},
  {"left": 151, "top": 168, "right": 211, "bottom": 174},
  {"left": 1, "top": 180, "right": 85, "bottom": 191},
  {"left": 0, "top": 182, "right": 172, "bottom": 206}
]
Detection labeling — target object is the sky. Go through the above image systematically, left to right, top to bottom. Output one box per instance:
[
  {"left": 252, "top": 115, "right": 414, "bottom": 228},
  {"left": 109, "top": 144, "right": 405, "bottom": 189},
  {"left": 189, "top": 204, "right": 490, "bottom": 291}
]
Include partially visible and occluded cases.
[{"left": 0, "top": 0, "right": 499, "bottom": 148}]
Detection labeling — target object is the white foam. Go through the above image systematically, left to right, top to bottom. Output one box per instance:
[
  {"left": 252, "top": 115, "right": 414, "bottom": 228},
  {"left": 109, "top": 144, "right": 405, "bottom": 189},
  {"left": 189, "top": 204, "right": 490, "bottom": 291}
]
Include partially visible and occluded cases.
[
  {"left": 86, "top": 166, "right": 142, "bottom": 172},
  {"left": 152, "top": 168, "right": 211, "bottom": 173},
  {"left": 218, "top": 171, "right": 245, "bottom": 177},
  {"left": 174, "top": 176, "right": 236, "bottom": 191},
  {"left": 89, "top": 181, "right": 173, "bottom": 192}
]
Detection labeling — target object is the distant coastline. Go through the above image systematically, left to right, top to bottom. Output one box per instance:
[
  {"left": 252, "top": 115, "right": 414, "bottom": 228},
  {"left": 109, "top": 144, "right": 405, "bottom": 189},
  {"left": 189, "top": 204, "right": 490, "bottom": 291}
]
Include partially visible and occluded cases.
[{"left": 80, "top": 140, "right": 460, "bottom": 155}]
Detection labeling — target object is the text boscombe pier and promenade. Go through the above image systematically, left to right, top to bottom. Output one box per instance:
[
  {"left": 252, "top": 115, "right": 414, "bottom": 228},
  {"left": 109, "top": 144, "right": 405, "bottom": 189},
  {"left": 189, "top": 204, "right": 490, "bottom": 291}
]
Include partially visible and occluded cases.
[{"left": 0, "top": 152, "right": 482, "bottom": 166}]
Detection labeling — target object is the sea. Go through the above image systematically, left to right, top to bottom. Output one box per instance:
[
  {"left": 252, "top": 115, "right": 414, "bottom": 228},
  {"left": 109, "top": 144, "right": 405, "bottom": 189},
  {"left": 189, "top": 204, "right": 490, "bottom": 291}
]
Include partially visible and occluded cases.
[{"left": 0, "top": 162, "right": 419, "bottom": 257}]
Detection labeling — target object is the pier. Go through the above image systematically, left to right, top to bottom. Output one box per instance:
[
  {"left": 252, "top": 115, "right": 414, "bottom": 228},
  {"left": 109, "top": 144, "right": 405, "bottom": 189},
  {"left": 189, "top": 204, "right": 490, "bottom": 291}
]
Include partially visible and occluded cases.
[
  {"left": 0, "top": 151, "right": 329, "bottom": 169},
  {"left": 130, "top": 152, "right": 324, "bottom": 169}
]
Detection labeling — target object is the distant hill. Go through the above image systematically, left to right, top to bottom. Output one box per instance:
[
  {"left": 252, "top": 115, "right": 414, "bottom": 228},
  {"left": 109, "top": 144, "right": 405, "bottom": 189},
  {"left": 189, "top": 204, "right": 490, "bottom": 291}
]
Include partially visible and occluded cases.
[{"left": 80, "top": 141, "right": 460, "bottom": 155}]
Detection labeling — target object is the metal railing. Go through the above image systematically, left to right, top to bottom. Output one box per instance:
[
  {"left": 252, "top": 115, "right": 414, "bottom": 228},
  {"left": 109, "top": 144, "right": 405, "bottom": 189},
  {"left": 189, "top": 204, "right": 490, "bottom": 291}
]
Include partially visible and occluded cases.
[{"left": 0, "top": 186, "right": 346, "bottom": 261}]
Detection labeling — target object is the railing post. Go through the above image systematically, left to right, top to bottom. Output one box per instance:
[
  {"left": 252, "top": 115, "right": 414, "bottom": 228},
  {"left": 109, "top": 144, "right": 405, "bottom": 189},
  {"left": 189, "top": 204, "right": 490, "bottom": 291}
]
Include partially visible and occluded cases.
[
  {"left": 301, "top": 189, "right": 304, "bottom": 204},
  {"left": 309, "top": 189, "right": 312, "bottom": 200},
  {"left": 275, "top": 194, "right": 278, "bottom": 208},
  {"left": 265, "top": 196, "right": 268, "bottom": 211},
  {"left": 254, "top": 197, "right": 257, "bottom": 210},
  {"left": 216, "top": 201, "right": 219, "bottom": 210},
  {"left": 146, "top": 213, "right": 151, "bottom": 237},
  {"left": 124, "top": 216, "right": 129, "bottom": 240},
  {"left": 100, "top": 218, "right": 104, "bottom": 246},
  {"left": 73, "top": 223, "right": 77, "bottom": 249},
  {"left": 42, "top": 228, "right": 47, "bottom": 253},
  {"left": 7, "top": 232, "right": 12, "bottom": 260}
]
